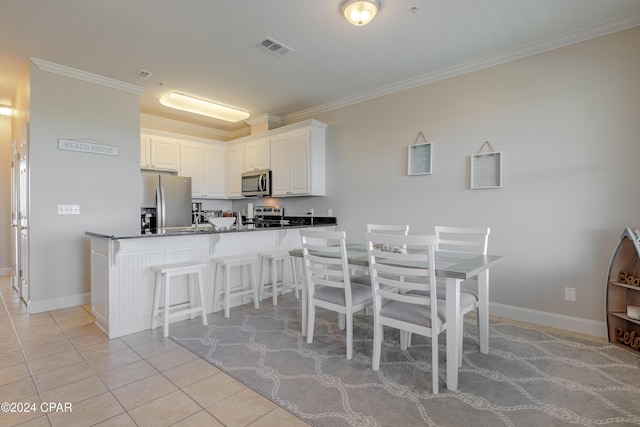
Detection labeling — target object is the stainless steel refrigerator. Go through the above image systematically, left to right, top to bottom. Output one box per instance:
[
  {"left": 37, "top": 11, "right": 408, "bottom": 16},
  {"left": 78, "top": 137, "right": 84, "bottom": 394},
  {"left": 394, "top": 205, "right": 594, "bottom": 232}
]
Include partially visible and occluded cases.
[{"left": 142, "top": 173, "right": 192, "bottom": 228}]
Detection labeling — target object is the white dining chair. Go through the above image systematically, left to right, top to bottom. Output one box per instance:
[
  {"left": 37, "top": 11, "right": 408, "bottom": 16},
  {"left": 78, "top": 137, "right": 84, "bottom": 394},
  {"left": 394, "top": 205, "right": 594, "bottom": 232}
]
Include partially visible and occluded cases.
[
  {"left": 434, "top": 226, "right": 490, "bottom": 365},
  {"left": 300, "top": 229, "right": 373, "bottom": 360},
  {"left": 365, "top": 232, "right": 447, "bottom": 394}
]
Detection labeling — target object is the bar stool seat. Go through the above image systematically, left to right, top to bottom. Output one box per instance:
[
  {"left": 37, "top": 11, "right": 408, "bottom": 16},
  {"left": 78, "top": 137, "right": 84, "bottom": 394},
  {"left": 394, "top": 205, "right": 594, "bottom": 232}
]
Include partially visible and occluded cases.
[
  {"left": 258, "top": 250, "right": 299, "bottom": 305},
  {"left": 212, "top": 254, "right": 260, "bottom": 318},
  {"left": 151, "top": 261, "right": 208, "bottom": 337}
]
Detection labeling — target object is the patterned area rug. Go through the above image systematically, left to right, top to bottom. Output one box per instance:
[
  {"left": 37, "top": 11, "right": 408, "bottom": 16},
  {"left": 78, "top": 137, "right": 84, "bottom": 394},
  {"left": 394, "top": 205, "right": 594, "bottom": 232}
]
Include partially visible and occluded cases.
[{"left": 170, "top": 295, "right": 640, "bottom": 426}]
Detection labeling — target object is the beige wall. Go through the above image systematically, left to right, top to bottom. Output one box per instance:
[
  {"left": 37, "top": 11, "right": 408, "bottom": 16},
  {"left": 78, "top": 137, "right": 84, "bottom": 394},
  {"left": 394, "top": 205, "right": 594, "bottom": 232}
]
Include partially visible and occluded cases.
[
  {"left": 273, "top": 27, "right": 640, "bottom": 335},
  {"left": 13, "top": 62, "right": 142, "bottom": 312}
]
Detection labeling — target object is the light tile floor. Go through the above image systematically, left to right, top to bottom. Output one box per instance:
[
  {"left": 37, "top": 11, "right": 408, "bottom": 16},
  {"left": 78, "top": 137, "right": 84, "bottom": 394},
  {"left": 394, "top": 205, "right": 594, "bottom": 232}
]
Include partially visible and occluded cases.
[{"left": 0, "top": 276, "right": 310, "bottom": 427}]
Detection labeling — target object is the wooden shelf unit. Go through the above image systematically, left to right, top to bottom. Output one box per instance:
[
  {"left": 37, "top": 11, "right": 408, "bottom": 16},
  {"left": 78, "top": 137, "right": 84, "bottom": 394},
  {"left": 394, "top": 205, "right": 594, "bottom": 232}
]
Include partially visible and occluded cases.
[{"left": 606, "top": 227, "right": 640, "bottom": 356}]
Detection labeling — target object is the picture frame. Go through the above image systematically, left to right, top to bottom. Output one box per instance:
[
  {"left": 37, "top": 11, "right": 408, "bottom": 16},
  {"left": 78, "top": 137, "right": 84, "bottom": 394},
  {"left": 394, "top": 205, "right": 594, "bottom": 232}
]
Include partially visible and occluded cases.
[
  {"left": 408, "top": 142, "right": 432, "bottom": 176},
  {"left": 470, "top": 151, "right": 502, "bottom": 189}
]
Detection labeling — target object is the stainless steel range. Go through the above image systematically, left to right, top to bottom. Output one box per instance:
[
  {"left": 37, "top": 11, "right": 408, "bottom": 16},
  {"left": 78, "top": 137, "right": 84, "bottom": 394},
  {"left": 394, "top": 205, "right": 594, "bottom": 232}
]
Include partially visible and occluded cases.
[{"left": 251, "top": 206, "right": 289, "bottom": 228}]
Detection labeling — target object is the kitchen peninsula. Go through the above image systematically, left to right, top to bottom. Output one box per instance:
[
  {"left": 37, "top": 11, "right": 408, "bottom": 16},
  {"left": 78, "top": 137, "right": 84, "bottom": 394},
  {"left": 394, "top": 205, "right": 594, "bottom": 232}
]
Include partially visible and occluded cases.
[{"left": 86, "top": 217, "right": 336, "bottom": 338}]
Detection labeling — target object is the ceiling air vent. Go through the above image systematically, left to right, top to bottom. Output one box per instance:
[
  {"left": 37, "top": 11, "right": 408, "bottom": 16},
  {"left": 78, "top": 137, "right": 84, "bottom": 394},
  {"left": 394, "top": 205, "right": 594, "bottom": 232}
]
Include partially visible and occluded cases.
[
  {"left": 256, "top": 38, "right": 294, "bottom": 57},
  {"left": 135, "top": 69, "right": 153, "bottom": 79}
]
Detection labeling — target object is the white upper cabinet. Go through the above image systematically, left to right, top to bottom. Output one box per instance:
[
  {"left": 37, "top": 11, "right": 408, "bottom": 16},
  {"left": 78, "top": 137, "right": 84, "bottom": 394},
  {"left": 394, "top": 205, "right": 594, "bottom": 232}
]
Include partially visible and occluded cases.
[
  {"left": 270, "top": 120, "right": 326, "bottom": 197},
  {"left": 140, "top": 133, "right": 181, "bottom": 172},
  {"left": 244, "top": 138, "right": 270, "bottom": 171},
  {"left": 181, "top": 140, "right": 227, "bottom": 199},
  {"left": 227, "top": 143, "right": 245, "bottom": 199}
]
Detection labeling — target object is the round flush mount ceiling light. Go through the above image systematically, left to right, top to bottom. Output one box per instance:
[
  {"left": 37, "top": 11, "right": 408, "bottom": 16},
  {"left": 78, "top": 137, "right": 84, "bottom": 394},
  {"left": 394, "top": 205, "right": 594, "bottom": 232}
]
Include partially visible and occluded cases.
[{"left": 340, "top": 0, "right": 381, "bottom": 26}]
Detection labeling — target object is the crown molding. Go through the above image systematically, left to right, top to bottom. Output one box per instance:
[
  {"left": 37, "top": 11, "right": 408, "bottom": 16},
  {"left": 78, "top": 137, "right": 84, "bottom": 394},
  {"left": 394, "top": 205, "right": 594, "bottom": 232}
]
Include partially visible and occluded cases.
[
  {"left": 284, "top": 14, "right": 640, "bottom": 122},
  {"left": 30, "top": 58, "right": 146, "bottom": 95},
  {"left": 245, "top": 113, "right": 282, "bottom": 127}
]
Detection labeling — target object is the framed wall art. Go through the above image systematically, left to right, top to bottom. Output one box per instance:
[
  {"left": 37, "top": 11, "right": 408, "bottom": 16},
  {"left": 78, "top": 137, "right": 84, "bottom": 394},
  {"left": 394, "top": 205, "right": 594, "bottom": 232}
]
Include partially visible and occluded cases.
[
  {"left": 408, "top": 132, "right": 432, "bottom": 176},
  {"left": 470, "top": 141, "right": 502, "bottom": 189}
]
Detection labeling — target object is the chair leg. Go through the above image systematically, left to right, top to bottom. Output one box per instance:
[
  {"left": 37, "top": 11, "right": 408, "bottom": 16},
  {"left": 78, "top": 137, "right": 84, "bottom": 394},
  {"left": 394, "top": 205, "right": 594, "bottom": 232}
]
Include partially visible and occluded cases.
[
  {"left": 212, "top": 263, "right": 220, "bottom": 314},
  {"left": 306, "top": 302, "right": 315, "bottom": 344},
  {"left": 475, "top": 306, "right": 481, "bottom": 348},
  {"left": 346, "top": 311, "right": 353, "bottom": 360},
  {"left": 338, "top": 313, "right": 346, "bottom": 330},
  {"left": 458, "top": 315, "right": 464, "bottom": 367},
  {"left": 372, "top": 323, "right": 383, "bottom": 370},
  {"left": 400, "top": 330, "right": 410, "bottom": 350},
  {"left": 431, "top": 333, "right": 439, "bottom": 394}
]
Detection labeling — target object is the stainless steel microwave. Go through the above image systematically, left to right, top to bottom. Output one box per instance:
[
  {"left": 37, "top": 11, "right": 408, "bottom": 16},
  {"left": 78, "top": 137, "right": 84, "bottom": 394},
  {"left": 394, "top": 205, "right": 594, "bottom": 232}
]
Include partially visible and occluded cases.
[{"left": 241, "top": 169, "right": 271, "bottom": 197}]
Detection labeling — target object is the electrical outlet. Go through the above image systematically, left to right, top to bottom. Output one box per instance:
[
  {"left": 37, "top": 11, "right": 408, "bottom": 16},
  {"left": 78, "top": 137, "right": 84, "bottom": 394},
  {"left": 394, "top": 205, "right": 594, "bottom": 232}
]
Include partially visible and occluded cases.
[
  {"left": 58, "top": 204, "right": 80, "bottom": 215},
  {"left": 564, "top": 287, "right": 576, "bottom": 302}
]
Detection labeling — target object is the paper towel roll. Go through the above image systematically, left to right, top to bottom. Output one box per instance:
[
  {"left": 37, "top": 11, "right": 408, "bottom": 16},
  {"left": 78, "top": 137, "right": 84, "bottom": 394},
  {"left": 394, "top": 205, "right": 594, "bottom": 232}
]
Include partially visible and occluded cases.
[{"left": 247, "top": 203, "right": 254, "bottom": 219}]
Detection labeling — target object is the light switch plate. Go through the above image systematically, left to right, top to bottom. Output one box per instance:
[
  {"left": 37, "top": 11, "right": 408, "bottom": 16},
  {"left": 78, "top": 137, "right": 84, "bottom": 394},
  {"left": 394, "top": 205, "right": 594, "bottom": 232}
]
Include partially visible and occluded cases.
[{"left": 58, "top": 204, "right": 80, "bottom": 215}]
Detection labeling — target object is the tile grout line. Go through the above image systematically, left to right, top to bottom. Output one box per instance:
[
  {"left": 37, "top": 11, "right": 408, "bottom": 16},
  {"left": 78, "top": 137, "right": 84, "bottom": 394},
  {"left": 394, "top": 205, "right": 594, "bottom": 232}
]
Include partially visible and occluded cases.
[{"left": 0, "top": 283, "right": 53, "bottom": 426}]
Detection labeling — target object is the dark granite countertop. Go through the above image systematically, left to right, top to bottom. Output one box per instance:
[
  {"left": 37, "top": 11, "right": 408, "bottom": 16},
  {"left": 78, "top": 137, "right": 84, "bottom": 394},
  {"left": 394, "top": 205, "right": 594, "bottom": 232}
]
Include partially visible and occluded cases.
[{"left": 86, "top": 218, "right": 337, "bottom": 240}]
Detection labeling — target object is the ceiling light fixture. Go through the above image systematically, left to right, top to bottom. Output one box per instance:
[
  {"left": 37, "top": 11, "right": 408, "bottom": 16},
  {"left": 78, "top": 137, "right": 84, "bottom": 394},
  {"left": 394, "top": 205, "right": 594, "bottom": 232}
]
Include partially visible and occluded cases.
[
  {"left": 340, "top": 0, "right": 381, "bottom": 26},
  {"left": 159, "top": 92, "right": 249, "bottom": 122},
  {"left": 0, "top": 105, "right": 11, "bottom": 116}
]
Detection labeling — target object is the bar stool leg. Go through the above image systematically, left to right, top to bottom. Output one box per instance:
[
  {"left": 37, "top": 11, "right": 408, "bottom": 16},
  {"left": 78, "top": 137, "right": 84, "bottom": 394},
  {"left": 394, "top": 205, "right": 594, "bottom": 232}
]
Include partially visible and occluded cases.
[
  {"left": 258, "top": 257, "right": 266, "bottom": 301},
  {"left": 288, "top": 257, "right": 299, "bottom": 299},
  {"left": 271, "top": 258, "right": 278, "bottom": 306},
  {"left": 212, "top": 262, "right": 220, "bottom": 314},
  {"left": 251, "top": 262, "right": 259, "bottom": 309},
  {"left": 224, "top": 264, "right": 231, "bottom": 318},
  {"left": 197, "top": 268, "right": 208, "bottom": 326},
  {"left": 151, "top": 271, "right": 162, "bottom": 330},
  {"left": 187, "top": 273, "right": 195, "bottom": 320},
  {"left": 163, "top": 274, "right": 171, "bottom": 338}
]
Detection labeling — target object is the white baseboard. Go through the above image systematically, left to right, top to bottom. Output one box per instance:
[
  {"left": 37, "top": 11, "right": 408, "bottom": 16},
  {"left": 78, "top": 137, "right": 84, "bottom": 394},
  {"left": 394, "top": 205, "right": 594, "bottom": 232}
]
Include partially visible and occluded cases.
[
  {"left": 0, "top": 267, "right": 11, "bottom": 276},
  {"left": 28, "top": 293, "right": 91, "bottom": 314},
  {"left": 490, "top": 302, "right": 607, "bottom": 339}
]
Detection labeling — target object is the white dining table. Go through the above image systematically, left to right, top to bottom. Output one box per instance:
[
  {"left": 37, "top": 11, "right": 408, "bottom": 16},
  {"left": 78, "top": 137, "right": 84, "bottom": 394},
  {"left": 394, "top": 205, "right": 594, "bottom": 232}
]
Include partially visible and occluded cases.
[{"left": 289, "top": 243, "right": 503, "bottom": 391}]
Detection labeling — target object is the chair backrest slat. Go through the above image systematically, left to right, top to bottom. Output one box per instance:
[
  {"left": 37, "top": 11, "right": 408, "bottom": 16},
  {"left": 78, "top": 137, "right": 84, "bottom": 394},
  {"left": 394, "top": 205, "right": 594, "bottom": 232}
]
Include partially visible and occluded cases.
[{"left": 435, "top": 226, "right": 490, "bottom": 255}]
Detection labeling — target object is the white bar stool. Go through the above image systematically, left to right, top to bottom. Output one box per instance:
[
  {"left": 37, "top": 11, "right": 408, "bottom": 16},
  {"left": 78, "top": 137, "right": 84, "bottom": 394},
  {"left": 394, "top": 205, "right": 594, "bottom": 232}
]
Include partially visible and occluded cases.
[
  {"left": 258, "top": 250, "right": 299, "bottom": 305},
  {"left": 212, "top": 254, "right": 260, "bottom": 318},
  {"left": 151, "top": 261, "right": 208, "bottom": 338}
]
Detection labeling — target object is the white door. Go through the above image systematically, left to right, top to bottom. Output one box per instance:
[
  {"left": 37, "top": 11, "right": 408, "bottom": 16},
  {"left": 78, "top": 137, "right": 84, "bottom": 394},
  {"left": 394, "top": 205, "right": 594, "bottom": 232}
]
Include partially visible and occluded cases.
[
  {"left": 18, "top": 127, "right": 30, "bottom": 305},
  {"left": 10, "top": 142, "right": 19, "bottom": 293}
]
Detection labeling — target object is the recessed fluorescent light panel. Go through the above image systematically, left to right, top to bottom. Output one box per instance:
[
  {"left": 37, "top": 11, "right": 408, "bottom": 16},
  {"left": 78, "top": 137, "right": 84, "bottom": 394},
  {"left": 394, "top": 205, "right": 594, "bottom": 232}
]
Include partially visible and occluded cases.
[
  {"left": 159, "top": 92, "right": 250, "bottom": 122},
  {"left": 0, "top": 106, "right": 11, "bottom": 116}
]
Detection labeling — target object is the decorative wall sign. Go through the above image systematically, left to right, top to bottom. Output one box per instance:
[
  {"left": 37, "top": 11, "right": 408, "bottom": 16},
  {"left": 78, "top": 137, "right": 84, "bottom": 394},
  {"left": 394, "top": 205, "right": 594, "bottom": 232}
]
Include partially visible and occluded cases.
[
  {"left": 408, "top": 132, "right": 432, "bottom": 176},
  {"left": 57, "top": 138, "right": 119, "bottom": 156},
  {"left": 470, "top": 141, "right": 502, "bottom": 189}
]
